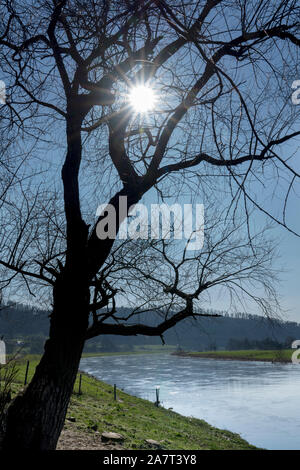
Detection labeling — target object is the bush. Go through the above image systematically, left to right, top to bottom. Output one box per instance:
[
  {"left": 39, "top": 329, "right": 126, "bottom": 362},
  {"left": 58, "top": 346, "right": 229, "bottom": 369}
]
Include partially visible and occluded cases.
[{"left": 0, "top": 360, "right": 19, "bottom": 445}]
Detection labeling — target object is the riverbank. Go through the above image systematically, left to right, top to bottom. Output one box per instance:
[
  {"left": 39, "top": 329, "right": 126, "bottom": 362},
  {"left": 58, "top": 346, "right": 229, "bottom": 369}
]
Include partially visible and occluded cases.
[
  {"left": 82, "top": 344, "right": 177, "bottom": 357},
  {"left": 172, "top": 349, "right": 292, "bottom": 363},
  {"left": 4, "top": 356, "right": 257, "bottom": 450}
]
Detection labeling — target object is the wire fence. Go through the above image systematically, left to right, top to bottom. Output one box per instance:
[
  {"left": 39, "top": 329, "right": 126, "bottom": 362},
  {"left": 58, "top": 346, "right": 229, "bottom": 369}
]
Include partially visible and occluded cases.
[
  {"left": 1, "top": 359, "right": 162, "bottom": 407},
  {"left": 74, "top": 370, "right": 162, "bottom": 406}
]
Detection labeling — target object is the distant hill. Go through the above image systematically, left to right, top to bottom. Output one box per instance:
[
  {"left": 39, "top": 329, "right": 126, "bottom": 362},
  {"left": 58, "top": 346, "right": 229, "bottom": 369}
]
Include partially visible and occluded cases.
[
  {"left": 0, "top": 303, "right": 49, "bottom": 338},
  {"left": 1, "top": 303, "right": 300, "bottom": 353},
  {"left": 86, "top": 308, "right": 300, "bottom": 352}
]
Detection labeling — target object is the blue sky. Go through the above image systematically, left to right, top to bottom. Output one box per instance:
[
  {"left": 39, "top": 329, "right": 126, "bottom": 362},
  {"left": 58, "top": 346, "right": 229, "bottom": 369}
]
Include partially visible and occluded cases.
[{"left": 276, "top": 205, "right": 300, "bottom": 322}]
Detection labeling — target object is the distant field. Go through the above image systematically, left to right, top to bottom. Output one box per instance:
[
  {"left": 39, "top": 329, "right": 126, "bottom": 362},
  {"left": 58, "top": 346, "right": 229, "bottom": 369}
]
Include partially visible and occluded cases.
[
  {"left": 82, "top": 344, "right": 177, "bottom": 357},
  {"left": 174, "top": 349, "right": 293, "bottom": 363},
  {"left": 2, "top": 355, "right": 256, "bottom": 450}
]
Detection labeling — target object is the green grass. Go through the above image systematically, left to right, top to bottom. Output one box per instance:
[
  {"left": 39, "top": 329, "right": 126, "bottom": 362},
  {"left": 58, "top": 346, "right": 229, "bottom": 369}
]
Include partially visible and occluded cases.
[
  {"left": 82, "top": 344, "right": 177, "bottom": 358},
  {"left": 177, "top": 349, "right": 292, "bottom": 363},
  {"left": 3, "top": 354, "right": 257, "bottom": 450}
]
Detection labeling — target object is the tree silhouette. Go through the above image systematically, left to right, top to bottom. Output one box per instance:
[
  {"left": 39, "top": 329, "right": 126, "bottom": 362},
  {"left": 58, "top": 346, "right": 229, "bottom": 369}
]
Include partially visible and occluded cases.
[{"left": 0, "top": 0, "right": 299, "bottom": 449}]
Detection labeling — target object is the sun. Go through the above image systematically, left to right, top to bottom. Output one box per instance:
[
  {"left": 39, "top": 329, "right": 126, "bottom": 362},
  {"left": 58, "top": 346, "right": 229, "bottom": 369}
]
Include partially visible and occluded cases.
[{"left": 128, "top": 85, "right": 156, "bottom": 113}]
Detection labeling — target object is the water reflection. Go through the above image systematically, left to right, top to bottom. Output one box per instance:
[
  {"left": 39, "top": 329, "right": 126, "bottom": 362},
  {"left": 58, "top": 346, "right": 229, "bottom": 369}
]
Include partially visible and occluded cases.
[{"left": 80, "top": 354, "right": 300, "bottom": 450}]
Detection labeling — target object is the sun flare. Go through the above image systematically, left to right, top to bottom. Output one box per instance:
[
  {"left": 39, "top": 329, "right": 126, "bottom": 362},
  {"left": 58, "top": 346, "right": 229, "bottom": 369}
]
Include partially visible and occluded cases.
[{"left": 128, "top": 85, "right": 156, "bottom": 113}]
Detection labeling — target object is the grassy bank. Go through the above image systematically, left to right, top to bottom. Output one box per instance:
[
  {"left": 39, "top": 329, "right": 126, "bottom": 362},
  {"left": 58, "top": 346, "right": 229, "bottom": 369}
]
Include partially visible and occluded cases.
[
  {"left": 82, "top": 344, "right": 177, "bottom": 357},
  {"left": 173, "top": 349, "right": 292, "bottom": 363},
  {"left": 3, "top": 355, "right": 257, "bottom": 450}
]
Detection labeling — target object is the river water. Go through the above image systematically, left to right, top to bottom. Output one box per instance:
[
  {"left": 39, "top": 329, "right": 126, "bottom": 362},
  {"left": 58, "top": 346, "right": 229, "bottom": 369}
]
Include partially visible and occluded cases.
[{"left": 80, "top": 353, "right": 300, "bottom": 450}]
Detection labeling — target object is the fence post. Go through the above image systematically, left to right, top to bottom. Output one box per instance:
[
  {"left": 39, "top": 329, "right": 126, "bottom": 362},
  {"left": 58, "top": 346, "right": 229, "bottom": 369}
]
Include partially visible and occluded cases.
[
  {"left": 24, "top": 360, "right": 29, "bottom": 385},
  {"left": 78, "top": 374, "right": 82, "bottom": 395},
  {"left": 114, "top": 384, "right": 117, "bottom": 401},
  {"left": 155, "top": 387, "right": 160, "bottom": 407}
]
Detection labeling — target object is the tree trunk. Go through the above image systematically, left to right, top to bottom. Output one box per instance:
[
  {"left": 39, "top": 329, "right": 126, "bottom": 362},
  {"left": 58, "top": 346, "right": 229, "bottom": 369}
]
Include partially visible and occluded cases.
[
  {"left": 0, "top": 112, "right": 91, "bottom": 449},
  {"left": 1, "top": 276, "right": 89, "bottom": 450}
]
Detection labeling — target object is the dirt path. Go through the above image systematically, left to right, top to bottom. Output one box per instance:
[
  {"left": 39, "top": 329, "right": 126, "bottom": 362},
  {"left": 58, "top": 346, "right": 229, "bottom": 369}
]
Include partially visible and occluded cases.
[{"left": 57, "top": 424, "right": 124, "bottom": 450}]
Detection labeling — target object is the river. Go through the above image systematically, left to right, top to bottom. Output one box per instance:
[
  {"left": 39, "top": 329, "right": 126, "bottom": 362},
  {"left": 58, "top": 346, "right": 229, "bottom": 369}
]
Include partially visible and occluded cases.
[{"left": 80, "top": 353, "right": 300, "bottom": 450}]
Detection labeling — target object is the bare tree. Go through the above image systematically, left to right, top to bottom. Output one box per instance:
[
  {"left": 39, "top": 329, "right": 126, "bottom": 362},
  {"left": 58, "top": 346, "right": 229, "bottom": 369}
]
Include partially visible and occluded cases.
[
  {"left": 0, "top": 0, "right": 299, "bottom": 449},
  {"left": 88, "top": 205, "right": 280, "bottom": 341}
]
